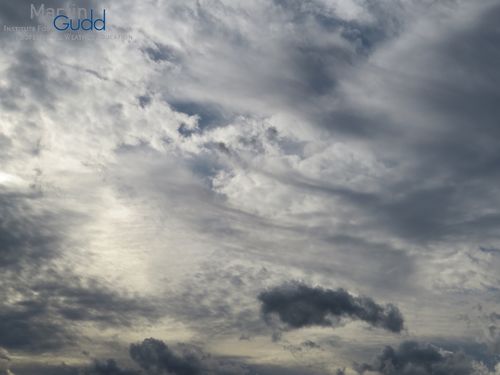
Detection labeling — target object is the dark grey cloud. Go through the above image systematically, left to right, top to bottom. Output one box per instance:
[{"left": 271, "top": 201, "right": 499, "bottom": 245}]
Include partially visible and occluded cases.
[
  {"left": 149, "top": 0, "right": 418, "bottom": 128},
  {"left": 229, "top": 0, "right": 421, "bottom": 116},
  {"left": 271, "top": 0, "right": 400, "bottom": 53},
  {"left": 236, "top": 1, "right": 500, "bottom": 252},
  {"left": 319, "top": 1, "right": 500, "bottom": 245},
  {"left": 0, "top": 42, "right": 55, "bottom": 112},
  {"left": 142, "top": 42, "right": 178, "bottom": 63},
  {"left": 137, "top": 95, "right": 152, "bottom": 109},
  {"left": 169, "top": 100, "right": 231, "bottom": 131},
  {"left": 0, "top": 191, "right": 59, "bottom": 269},
  {"left": 0, "top": 192, "right": 161, "bottom": 352},
  {"left": 0, "top": 193, "right": 71, "bottom": 351},
  {"left": 479, "top": 247, "right": 500, "bottom": 255},
  {"left": 0, "top": 269, "right": 160, "bottom": 352},
  {"left": 33, "top": 276, "right": 160, "bottom": 326},
  {"left": 258, "top": 282, "right": 404, "bottom": 333},
  {"left": 0, "top": 304, "right": 72, "bottom": 352},
  {"left": 16, "top": 337, "right": 332, "bottom": 375},
  {"left": 122, "top": 337, "right": 330, "bottom": 375},
  {"left": 130, "top": 338, "right": 202, "bottom": 375},
  {"left": 282, "top": 339, "right": 324, "bottom": 358},
  {"left": 302, "top": 340, "right": 321, "bottom": 349},
  {"left": 356, "top": 341, "right": 476, "bottom": 375},
  {"left": 8, "top": 358, "right": 138, "bottom": 375},
  {"left": 85, "top": 360, "right": 141, "bottom": 375},
  {"left": 12, "top": 362, "right": 126, "bottom": 375},
  {"left": 11, "top": 363, "right": 80, "bottom": 375},
  {"left": 249, "top": 363, "right": 330, "bottom": 375}
]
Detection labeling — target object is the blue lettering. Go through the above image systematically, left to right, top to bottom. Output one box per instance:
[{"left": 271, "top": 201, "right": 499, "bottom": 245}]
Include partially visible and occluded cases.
[
  {"left": 52, "top": 9, "right": 106, "bottom": 31},
  {"left": 80, "top": 9, "right": 93, "bottom": 31},
  {"left": 94, "top": 10, "right": 106, "bottom": 31},
  {"left": 53, "top": 15, "right": 69, "bottom": 31},
  {"left": 69, "top": 19, "right": 80, "bottom": 31}
]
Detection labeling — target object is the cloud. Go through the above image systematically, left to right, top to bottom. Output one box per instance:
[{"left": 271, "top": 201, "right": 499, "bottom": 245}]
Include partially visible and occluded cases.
[
  {"left": 1, "top": 0, "right": 500, "bottom": 372},
  {"left": 141, "top": 42, "right": 178, "bottom": 63},
  {"left": 0, "top": 192, "right": 161, "bottom": 352},
  {"left": 0, "top": 192, "right": 60, "bottom": 269},
  {"left": 0, "top": 268, "right": 160, "bottom": 352},
  {"left": 258, "top": 282, "right": 404, "bottom": 333},
  {"left": 16, "top": 337, "right": 332, "bottom": 375},
  {"left": 110, "top": 337, "right": 328, "bottom": 375},
  {"left": 129, "top": 338, "right": 202, "bottom": 375},
  {"left": 356, "top": 341, "right": 482, "bottom": 375},
  {"left": 0, "top": 347, "right": 12, "bottom": 375},
  {"left": 0, "top": 349, "right": 9, "bottom": 362},
  {"left": 85, "top": 360, "right": 140, "bottom": 375},
  {"left": 10, "top": 363, "right": 79, "bottom": 375}
]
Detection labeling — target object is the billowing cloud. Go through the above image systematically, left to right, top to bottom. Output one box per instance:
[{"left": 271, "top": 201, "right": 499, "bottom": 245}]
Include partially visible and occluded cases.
[
  {"left": 258, "top": 282, "right": 404, "bottom": 333},
  {"left": 92, "top": 338, "right": 328, "bottom": 375},
  {"left": 129, "top": 338, "right": 202, "bottom": 375},
  {"left": 355, "top": 341, "right": 499, "bottom": 375}
]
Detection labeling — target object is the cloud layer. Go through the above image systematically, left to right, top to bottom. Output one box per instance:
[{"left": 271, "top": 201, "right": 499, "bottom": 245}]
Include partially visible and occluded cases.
[{"left": 1, "top": 0, "right": 500, "bottom": 374}]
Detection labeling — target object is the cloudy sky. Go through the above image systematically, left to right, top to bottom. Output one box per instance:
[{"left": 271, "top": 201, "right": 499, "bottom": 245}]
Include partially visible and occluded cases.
[{"left": 1, "top": 0, "right": 500, "bottom": 374}]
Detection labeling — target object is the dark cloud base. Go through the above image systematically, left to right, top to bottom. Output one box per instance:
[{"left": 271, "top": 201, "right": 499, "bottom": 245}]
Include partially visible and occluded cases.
[
  {"left": 258, "top": 282, "right": 404, "bottom": 333},
  {"left": 12, "top": 337, "right": 334, "bottom": 375},
  {"left": 12, "top": 338, "right": 497, "bottom": 375},
  {"left": 356, "top": 341, "right": 479, "bottom": 375}
]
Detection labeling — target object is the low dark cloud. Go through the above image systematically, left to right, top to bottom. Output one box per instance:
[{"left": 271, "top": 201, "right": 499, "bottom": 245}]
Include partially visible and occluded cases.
[
  {"left": 258, "top": 282, "right": 404, "bottom": 333},
  {"left": 14, "top": 337, "right": 333, "bottom": 375},
  {"left": 117, "top": 337, "right": 329, "bottom": 375},
  {"left": 130, "top": 338, "right": 202, "bottom": 375},
  {"left": 356, "top": 341, "right": 476, "bottom": 375},
  {"left": 8, "top": 359, "right": 139, "bottom": 375},
  {"left": 85, "top": 359, "right": 140, "bottom": 375},
  {"left": 11, "top": 363, "right": 80, "bottom": 375}
]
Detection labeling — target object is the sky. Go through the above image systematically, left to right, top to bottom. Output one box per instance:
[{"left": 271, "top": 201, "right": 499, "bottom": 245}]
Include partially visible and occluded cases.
[{"left": 1, "top": 0, "right": 500, "bottom": 374}]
